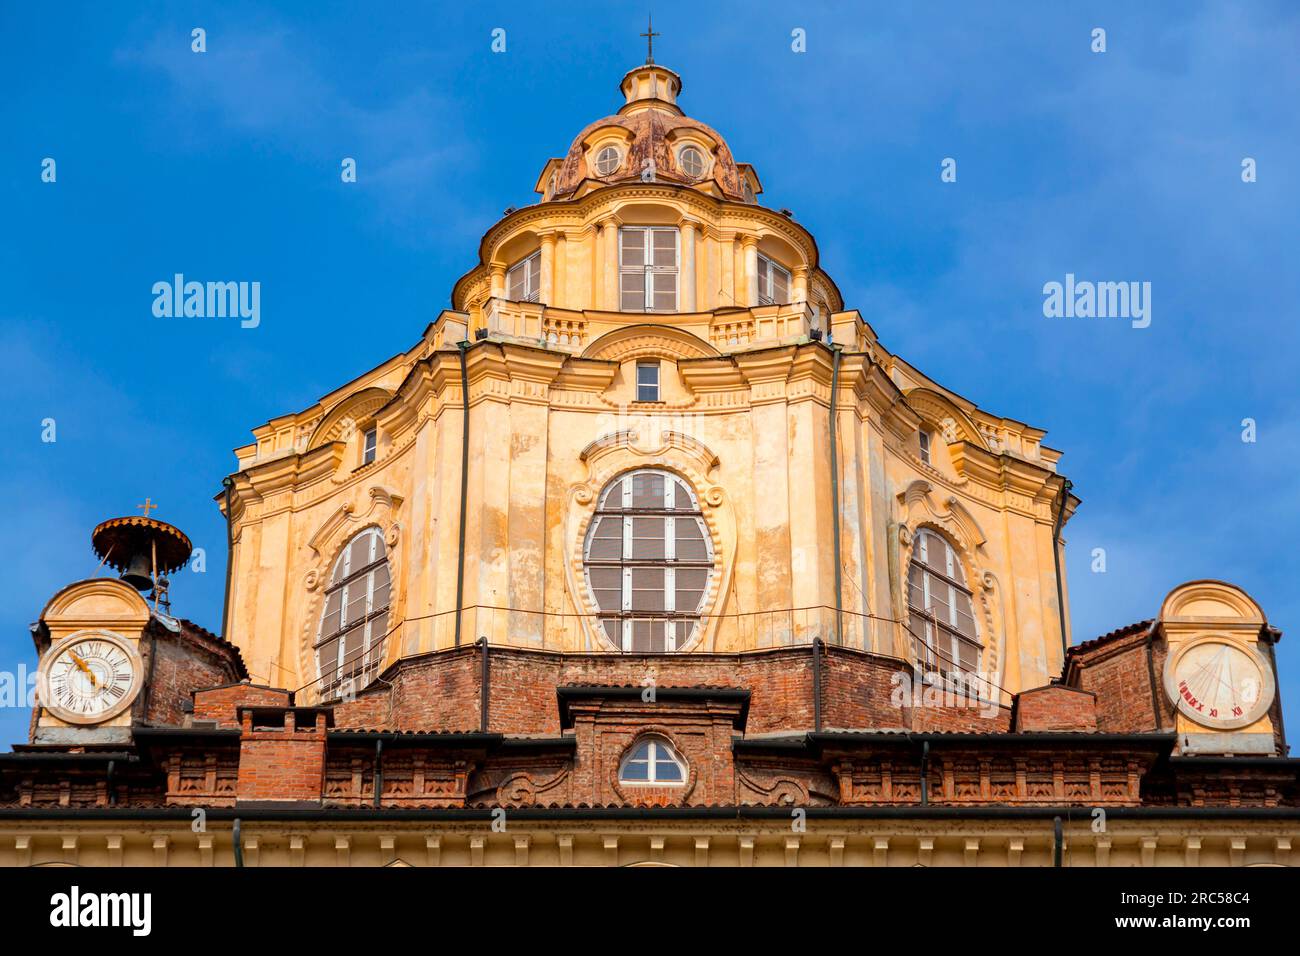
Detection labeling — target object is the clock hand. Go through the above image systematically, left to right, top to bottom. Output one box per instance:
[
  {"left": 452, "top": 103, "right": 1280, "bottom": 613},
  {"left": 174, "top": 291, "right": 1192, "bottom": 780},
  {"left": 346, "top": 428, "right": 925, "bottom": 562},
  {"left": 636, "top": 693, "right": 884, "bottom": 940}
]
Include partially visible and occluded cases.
[{"left": 68, "top": 651, "right": 99, "bottom": 689}]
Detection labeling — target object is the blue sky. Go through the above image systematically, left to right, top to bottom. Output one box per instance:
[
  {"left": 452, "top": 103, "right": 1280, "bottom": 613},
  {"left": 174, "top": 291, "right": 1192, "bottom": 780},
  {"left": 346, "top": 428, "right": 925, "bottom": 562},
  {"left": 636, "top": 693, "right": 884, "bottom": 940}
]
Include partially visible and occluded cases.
[{"left": 1, "top": 1, "right": 1297, "bottom": 747}]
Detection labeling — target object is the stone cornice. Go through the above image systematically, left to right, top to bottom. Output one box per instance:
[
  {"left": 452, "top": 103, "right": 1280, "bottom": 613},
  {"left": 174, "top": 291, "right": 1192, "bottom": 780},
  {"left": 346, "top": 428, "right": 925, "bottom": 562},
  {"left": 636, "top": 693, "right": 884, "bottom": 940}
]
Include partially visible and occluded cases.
[
  {"left": 458, "top": 341, "right": 569, "bottom": 408},
  {"left": 379, "top": 351, "right": 462, "bottom": 445},
  {"left": 838, "top": 352, "right": 918, "bottom": 439},
  {"left": 677, "top": 356, "right": 748, "bottom": 393},
  {"left": 552, "top": 357, "right": 619, "bottom": 392},
  {"left": 242, "top": 442, "right": 345, "bottom": 501},
  {"left": 947, "top": 442, "right": 1071, "bottom": 518}
]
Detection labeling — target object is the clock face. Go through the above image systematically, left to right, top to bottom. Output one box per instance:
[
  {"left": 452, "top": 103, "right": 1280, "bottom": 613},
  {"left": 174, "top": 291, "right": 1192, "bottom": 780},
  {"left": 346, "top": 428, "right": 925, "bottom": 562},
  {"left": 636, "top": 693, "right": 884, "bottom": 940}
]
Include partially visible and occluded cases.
[
  {"left": 39, "top": 631, "right": 142, "bottom": 725},
  {"left": 1164, "top": 637, "right": 1275, "bottom": 731}
]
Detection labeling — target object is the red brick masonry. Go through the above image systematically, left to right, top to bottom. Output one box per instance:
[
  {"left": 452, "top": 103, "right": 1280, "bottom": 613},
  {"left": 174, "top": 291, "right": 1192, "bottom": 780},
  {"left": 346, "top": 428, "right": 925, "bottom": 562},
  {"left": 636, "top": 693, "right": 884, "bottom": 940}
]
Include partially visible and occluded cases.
[{"left": 3, "top": 635, "right": 1294, "bottom": 812}]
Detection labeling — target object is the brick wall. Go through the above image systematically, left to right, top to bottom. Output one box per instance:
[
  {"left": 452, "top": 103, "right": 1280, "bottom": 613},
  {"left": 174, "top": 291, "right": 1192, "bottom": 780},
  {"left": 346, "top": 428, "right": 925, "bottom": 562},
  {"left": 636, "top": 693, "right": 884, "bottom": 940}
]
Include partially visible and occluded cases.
[
  {"left": 137, "top": 621, "right": 247, "bottom": 728},
  {"left": 1070, "top": 631, "right": 1170, "bottom": 733},
  {"left": 333, "top": 644, "right": 1015, "bottom": 736},
  {"left": 193, "top": 684, "right": 292, "bottom": 728},
  {"left": 1014, "top": 685, "right": 1098, "bottom": 732},
  {"left": 234, "top": 709, "right": 327, "bottom": 803}
]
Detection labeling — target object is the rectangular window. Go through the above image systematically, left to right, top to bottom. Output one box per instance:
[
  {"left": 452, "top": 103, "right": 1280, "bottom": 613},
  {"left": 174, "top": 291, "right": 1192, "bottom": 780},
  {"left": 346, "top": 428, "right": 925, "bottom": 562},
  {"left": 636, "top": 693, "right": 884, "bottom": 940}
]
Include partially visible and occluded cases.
[
  {"left": 619, "top": 227, "right": 678, "bottom": 312},
  {"left": 507, "top": 252, "right": 541, "bottom": 302},
  {"left": 757, "top": 254, "right": 791, "bottom": 306},
  {"left": 636, "top": 361, "right": 660, "bottom": 402},
  {"left": 362, "top": 427, "right": 378, "bottom": 465},
  {"left": 918, "top": 430, "right": 931, "bottom": 465}
]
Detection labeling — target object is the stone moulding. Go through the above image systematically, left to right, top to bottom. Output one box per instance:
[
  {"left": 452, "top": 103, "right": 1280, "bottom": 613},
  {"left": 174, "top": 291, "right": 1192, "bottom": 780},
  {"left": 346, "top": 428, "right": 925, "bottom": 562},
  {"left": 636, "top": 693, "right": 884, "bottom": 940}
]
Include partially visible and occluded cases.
[
  {"left": 566, "top": 430, "right": 733, "bottom": 653},
  {"left": 896, "top": 479, "right": 1005, "bottom": 694},
  {"left": 297, "top": 485, "right": 406, "bottom": 699}
]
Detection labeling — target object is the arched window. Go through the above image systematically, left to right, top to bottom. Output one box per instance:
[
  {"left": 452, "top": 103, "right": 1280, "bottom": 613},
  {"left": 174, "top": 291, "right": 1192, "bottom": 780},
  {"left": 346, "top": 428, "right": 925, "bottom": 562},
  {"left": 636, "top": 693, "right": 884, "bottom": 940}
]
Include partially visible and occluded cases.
[
  {"left": 583, "top": 469, "right": 712, "bottom": 652},
  {"left": 315, "top": 527, "right": 391, "bottom": 697},
  {"left": 907, "top": 529, "right": 981, "bottom": 675},
  {"left": 619, "top": 736, "right": 686, "bottom": 785}
]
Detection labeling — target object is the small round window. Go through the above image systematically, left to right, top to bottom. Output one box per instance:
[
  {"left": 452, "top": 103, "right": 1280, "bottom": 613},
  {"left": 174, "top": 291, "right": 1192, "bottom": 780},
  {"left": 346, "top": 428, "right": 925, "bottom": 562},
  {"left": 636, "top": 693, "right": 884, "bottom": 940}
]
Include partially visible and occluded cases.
[
  {"left": 594, "top": 146, "right": 622, "bottom": 177},
  {"left": 678, "top": 146, "right": 705, "bottom": 178}
]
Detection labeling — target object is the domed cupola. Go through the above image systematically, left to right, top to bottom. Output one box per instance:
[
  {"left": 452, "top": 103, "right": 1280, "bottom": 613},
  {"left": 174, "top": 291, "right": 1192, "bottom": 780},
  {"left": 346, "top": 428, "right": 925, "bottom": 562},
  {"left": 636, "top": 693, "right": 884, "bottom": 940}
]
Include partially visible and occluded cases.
[
  {"left": 536, "top": 58, "right": 761, "bottom": 206},
  {"left": 617, "top": 62, "right": 684, "bottom": 116}
]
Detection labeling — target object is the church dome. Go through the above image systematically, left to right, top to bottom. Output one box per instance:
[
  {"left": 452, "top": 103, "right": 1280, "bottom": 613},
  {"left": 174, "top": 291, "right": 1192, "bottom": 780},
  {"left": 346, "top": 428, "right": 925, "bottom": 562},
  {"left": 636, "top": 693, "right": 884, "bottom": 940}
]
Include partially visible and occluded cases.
[{"left": 545, "top": 63, "right": 752, "bottom": 203}]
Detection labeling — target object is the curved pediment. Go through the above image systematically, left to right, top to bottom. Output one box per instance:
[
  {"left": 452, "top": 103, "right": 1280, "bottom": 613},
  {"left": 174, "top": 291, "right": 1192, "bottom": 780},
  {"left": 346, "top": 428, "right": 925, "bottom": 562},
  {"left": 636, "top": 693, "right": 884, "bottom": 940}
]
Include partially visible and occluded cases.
[
  {"left": 580, "top": 324, "right": 720, "bottom": 364},
  {"left": 308, "top": 387, "right": 393, "bottom": 451},
  {"left": 904, "top": 387, "right": 984, "bottom": 446},
  {"left": 579, "top": 429, "right": 720, "bottom": 478},
  {"left": 897, "top": 479, "right": 988, "bottom": 552},
  {"left": 40, "top": 578, "right": 150, "bottom": 628},
  {"left": 1160, "top": 579, "right": 1266, "bottom": 626}
]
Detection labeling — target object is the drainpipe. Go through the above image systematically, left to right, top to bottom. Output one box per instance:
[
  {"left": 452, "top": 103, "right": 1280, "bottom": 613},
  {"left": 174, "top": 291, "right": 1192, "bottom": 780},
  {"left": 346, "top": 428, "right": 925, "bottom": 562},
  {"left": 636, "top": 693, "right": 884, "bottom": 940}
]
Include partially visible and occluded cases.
[
  {"left": 454, "top": 341, "right": 471, "bottom": 647},
  {"left": 828, "top": 344, "right": 844, "bottom": 645},
  {"left": 220, "top": 475, "right": 235, "bottom": 641},
  {"left": 1051, "top": 479, "right": 1073, "bottom": 662},
  {"left": 1145, "top": 623, "right": 1163, "bottom": 731},
  {"left": 1262, "top": 625, "right": 1287, "bottom": 755},
  {"left": 141, "top": 628, "right": 159, "bottom": 721},
  {"left": 479, "top": 635, "right": 490, "bottom": 733},
  {"left": 811, "top": 637, "right": 823, "bottom": 732},
  {"left": 373, "top": 739, "right": 383, "bottom": 808},
  {"left": 920, "top": 740, "right": 930, "bottom": 806},
  {"left": 1052, "top": 815, "right": 1063, "bottom": 867},
  {"left": 233, "top": 818, "right": 244, "bottom": 868}
]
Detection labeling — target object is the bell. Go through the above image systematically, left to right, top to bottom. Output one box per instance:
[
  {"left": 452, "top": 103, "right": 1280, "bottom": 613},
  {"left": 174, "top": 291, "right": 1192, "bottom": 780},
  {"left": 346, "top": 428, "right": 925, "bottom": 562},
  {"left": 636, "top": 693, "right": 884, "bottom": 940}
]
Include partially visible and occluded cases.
[{"left": 119, "top": 552, "right": 155, "bottom": 592}]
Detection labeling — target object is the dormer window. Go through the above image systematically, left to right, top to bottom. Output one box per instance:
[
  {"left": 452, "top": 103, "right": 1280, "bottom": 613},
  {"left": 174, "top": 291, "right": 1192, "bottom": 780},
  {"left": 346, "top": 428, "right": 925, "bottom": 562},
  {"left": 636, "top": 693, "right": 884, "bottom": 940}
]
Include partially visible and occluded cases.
[
  {"left": 678, "top": 145, "right": 705, "bottom": 179},
  {"left": 594, "top": 146, "right": 622, "bottom": 176},
  {"left": 619, "top": 227, "right": 678, "bottom": 312},
  {"left": 507, "top": 252, "right": 541, "bottom": 303},
  {"left": 757, "top": 255, "right": 791, "bottom": 306},
  {"left": 362, "top": 427, "right": 378, "bottom": 465},
  {"left": 918, "top": 430, "right": 931, "bottom": 465},
  {"left": 619, "top": 736, "right": 686, "bottom": 785}
]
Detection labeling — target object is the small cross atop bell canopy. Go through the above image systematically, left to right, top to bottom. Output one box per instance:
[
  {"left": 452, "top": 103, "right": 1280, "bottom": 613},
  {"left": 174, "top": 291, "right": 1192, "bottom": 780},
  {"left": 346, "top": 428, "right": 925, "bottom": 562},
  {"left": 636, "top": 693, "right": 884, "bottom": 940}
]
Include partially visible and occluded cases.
[
  {"left": 620, "top": 15, "right": 680, "bottom": 113},
  {"left": 92, "top": 514, "right": 193, "bottom": 592}
]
